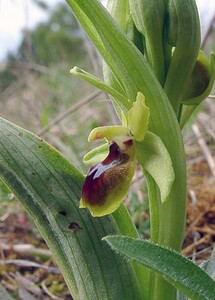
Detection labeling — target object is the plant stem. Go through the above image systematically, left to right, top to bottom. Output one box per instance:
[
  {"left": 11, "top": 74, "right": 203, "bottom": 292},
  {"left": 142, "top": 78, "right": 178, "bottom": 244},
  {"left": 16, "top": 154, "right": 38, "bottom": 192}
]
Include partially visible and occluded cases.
[
  {"left": 142, "top": 126, "right": 186, "bottom": 300},
  {"left": 113, "top": 205, "right": 150, "bottom": 299},
  {"left": 150, "top": 275, "right": 177, "bottom": 300}
]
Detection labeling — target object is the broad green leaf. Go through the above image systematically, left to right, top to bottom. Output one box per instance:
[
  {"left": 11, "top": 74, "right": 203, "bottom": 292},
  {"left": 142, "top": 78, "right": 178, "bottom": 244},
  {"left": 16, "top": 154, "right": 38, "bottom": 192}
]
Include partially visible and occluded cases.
[
  {"left": 70, "top": 66, "right": 130, "bottom": 109},
  {"left": 0, "top": 118, "right": 141, "bottom": 300},
  {"left": 135, "top": 131, "right": 175, "bottom": 203},
  {"left": 104, "top": 236, "right": 215, "bottom": 300}
]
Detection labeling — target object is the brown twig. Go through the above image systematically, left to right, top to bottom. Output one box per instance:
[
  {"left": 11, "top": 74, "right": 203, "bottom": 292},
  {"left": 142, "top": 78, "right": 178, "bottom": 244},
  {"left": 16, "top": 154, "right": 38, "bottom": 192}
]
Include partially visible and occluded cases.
[
  {"left": 36, "top": 90, "right": 102, "bottom": 136},
  {"left": 182, "top": 234, "right": 211, "bottom": 256}
]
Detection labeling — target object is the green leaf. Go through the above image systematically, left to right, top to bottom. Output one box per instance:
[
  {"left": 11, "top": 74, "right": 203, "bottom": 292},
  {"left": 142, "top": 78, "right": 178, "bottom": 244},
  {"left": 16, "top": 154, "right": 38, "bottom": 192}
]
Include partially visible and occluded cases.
[
  {"left": 129, "top": 0, "right": 165, "bottom": 83},
  {"left": 164, "top": 0, "right": 201, "bottom": 112},
  {"left": 0, "top": 118, "right": 141, "bottom": 300},
  {"left": 135, "top": 131, "right": 175, "bottom": 203},
  {"left": 104, "top": 235, "right": 215, "bottom": 300}
]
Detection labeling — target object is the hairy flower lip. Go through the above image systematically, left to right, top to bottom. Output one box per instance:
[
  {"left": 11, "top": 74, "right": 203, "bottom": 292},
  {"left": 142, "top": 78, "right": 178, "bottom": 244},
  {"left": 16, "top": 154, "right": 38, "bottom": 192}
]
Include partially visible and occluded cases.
[
  {"left": 80, "top": 139, "right": 135, "bottom": 215},
  {"left": 87, "top": 142, "right": 126, "bottom": 180}
]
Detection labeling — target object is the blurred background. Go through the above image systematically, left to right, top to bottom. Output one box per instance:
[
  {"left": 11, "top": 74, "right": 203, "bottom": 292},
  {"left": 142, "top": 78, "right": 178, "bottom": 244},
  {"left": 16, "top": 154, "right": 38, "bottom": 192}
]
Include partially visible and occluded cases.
[{"left": 0, "top": 1, "right": 214, "bottom": 299}]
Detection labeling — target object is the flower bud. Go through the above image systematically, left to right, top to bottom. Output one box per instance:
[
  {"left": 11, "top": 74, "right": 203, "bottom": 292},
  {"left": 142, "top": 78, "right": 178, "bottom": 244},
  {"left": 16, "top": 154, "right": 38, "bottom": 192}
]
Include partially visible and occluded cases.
[{"left": 182, "top": 52, "right": 215, "bottom": 105}]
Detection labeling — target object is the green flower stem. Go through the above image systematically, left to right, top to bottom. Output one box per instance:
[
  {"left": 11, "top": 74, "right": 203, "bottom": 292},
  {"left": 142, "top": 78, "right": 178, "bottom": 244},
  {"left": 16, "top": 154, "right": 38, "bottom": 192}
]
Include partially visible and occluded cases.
[
  {"left": 66, "top": 1, "right": 187, "bottom": 299},
  {"left": 180, "top": 105, "right": 197, "bottom": 129},
  {"left": 144, "top": 167, "right": 186, "bottom": 300},
  {"left": 144, "top": 174, "right": 159, "bottom": 244},
  {"left": 113, "top": 205, "right": 150, "bottom": 299},
  {"left": 150, "top": 275, "right": 177, "bottom": 300}
]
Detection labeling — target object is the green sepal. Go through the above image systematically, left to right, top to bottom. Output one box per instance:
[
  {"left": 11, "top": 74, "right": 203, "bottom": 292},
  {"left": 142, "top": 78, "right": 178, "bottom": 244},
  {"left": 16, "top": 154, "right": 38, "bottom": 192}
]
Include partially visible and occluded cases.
[
  {"left": 182, "top": 52, "right": 215, "bottom": 105},
  {"left": 127, "top": 92, "right": 150, "bottom": 141},
  {"left": 135, "top": 131, "right": 175, "bottom": 203},
  {"left": 83, "top": 143, "right": 109, "bottom": 166}
]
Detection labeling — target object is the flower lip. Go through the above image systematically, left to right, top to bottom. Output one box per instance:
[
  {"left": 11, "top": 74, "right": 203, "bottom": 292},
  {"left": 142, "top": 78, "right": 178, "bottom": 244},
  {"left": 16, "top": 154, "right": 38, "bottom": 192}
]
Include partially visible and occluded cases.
[
  {"left": 81, "top": 140, "right": 133, "bottom": 207},
  {"left": 88, "top": 142, "right": 124, "bottom": 180}
]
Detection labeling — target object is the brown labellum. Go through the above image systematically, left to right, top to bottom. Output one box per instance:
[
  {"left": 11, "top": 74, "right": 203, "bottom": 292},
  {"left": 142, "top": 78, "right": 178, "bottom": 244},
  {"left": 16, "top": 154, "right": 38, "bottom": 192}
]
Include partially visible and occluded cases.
[{"left": 80, "top": 140, "right": 136, "bottom": 217}]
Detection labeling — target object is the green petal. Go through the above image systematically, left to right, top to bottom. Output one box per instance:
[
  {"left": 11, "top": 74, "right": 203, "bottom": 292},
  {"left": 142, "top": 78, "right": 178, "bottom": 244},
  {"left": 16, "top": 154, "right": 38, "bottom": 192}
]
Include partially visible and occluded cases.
[
  {"left": 128, "top": 92, "right": 150, "bottom": 141},
  {"left": 88, "top": 125, "right": 128, "bottom": 142},
  {"left": 135, "top": 131, "right": 175, "bottom": 203},
  {"left": 83, "top": 143, "right": 109, "bottom": 166}
]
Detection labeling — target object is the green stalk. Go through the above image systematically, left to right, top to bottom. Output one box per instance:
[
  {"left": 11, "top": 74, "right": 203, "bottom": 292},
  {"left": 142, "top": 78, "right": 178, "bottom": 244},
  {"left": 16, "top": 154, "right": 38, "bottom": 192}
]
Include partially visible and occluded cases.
[
  {"left": 66, "top": 1, "right": 187, "bottom": 298},
  {"left": 144, "top": 174, "right": 159, "bottom": 244},
  {"left": 113, "top": 205, "right": 150, "bottom": 299}
]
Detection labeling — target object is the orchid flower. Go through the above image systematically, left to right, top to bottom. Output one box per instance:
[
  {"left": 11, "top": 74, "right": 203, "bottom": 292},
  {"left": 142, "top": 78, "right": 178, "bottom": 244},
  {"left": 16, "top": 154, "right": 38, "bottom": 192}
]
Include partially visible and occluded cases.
[{"left": 80, "top": 92, "right": 149, "bottom": 216}]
